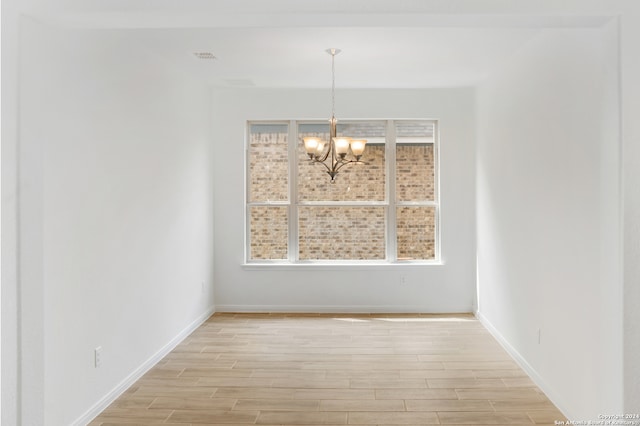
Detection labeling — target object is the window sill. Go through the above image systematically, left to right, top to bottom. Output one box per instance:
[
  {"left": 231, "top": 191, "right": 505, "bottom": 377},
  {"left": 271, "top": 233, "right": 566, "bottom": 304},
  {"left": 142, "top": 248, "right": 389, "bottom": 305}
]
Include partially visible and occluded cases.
[{"left": 242, "top": 261, "right": 445, "bottom": 271}]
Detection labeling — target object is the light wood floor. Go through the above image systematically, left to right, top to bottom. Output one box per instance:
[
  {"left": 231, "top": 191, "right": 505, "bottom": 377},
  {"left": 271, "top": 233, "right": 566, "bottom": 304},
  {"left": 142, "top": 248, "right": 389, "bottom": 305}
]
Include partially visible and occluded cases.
[{"left": 90, "top": 313, "right": 565, "bottom": 425}]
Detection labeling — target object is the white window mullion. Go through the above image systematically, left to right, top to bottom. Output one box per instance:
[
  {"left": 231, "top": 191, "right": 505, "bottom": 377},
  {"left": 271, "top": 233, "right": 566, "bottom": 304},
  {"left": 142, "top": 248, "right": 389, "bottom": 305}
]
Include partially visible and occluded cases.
[
  {"left": 386, "top": 119, "right": 397, "bottom": 262},
  {"left": 288, "top": 120, "right": 299, "bottom": 262},
  {"left": 434, "top": 121, "right": 441, "bottom": 262},
  {"left": 244, "top": 122, "right": 251, "bottom": 262}
]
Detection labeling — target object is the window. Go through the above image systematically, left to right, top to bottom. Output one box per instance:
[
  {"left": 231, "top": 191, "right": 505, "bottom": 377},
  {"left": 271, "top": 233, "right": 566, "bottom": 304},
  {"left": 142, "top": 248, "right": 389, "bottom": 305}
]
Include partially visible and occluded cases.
[{"left": 246, "top": 120, "right": 439, "bottom": 263}]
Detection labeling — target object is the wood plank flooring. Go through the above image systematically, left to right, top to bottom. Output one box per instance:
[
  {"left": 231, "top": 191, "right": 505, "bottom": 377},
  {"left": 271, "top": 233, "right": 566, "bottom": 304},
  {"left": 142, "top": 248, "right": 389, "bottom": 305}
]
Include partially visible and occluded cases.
[{"left": 90, "top": 313, "right": 565, "bottom": 425}]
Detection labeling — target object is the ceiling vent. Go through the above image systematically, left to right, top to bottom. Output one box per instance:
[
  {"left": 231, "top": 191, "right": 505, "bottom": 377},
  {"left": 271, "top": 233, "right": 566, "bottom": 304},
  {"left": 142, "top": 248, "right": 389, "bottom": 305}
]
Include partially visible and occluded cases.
[{"left": 193, "top": 52, "right": 217, "bottom": 60}]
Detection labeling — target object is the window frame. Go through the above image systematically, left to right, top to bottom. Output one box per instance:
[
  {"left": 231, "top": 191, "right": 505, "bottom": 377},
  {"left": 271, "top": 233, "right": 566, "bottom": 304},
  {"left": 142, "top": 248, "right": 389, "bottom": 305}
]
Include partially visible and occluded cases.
[{"left": 245, "top": 119, "right": 440, "bottom": 265}]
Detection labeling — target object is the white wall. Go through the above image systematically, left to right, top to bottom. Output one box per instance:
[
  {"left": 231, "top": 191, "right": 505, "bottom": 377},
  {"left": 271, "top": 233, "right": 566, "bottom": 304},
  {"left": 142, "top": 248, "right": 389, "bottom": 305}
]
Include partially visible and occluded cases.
[
  {"left": 1, "top": 2, "right": 31, "bottom": 424},
  {"left": 620, "top": 5, "right": 640, "bottom": 413},
  {"left": 19, "top": 21, "right": 215, "bottom": 425},
  {"left": 476, "top": 25, "right": 622, "bottom": 419},
  {"left": 212, "top": 88, "right": 476, "bottom": 313}
]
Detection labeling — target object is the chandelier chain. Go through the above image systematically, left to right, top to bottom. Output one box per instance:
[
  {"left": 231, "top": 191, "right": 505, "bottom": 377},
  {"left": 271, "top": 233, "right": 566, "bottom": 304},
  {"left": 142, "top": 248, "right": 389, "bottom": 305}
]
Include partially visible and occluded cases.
[{"left": 331, "top": 50, "right": 336, "bottom": 118}]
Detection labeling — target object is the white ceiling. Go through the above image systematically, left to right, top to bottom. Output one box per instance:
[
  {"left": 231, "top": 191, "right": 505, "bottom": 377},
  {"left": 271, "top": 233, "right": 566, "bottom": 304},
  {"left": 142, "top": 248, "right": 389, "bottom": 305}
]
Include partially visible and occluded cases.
[
  {"left": 31, "top": 0, "right": 611, "bottom": 89},
  {"left": 126, "top": 27, "right": 542, "bottom": 88}
]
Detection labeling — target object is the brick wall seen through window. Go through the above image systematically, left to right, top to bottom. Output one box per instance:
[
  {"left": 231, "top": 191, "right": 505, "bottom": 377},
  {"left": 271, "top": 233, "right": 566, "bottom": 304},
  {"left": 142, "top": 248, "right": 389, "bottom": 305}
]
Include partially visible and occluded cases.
[{"left": 246, "top": 120, "right": 439, "bottom": 263}]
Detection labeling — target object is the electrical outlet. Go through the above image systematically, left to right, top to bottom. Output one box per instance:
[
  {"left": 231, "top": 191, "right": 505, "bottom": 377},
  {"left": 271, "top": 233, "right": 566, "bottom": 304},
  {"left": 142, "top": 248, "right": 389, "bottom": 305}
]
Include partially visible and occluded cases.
[
  {"left": 400, "top": 275, "right": 407, "bottom": 285},
  {"left": 201, "top": 281, "right": 205, "bottom": 293},
  {"left": 537, "top": 328, "right": 541, "bottom": 345},
  {"left": 94, "top": 346, "right": 103, "bottom": 368}
]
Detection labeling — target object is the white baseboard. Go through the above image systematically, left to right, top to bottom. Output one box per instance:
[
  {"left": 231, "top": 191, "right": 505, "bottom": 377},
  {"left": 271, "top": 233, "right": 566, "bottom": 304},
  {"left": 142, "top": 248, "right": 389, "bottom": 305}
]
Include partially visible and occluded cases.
[
  {"left": 215, "top": 304, "right": 468, "bottom": 314},
  {"left": 72, "top": 306, "right": 215, "bottom": 426},
  {"left": 475, "top": 310, "right": 574, "bottom": 421}
]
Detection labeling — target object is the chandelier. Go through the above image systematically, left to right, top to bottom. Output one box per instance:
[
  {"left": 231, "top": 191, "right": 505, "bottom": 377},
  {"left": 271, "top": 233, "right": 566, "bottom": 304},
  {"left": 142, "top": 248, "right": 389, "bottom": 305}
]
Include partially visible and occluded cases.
[{"left": 302, "top": 48, "right": 367, "bottom": 182}]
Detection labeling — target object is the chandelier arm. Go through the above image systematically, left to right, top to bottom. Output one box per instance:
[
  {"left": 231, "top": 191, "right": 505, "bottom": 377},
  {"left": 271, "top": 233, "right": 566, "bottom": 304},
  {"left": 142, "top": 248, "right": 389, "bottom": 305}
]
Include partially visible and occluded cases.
[
  {"left": 312, "top": 114, "right": 336, "bottom": 165},
  {"left": 328, "top": 115, "right": 339, "bottom": 170},
  {"left": 316, "top": 140, "right": 332, "bottom": 163},
  {"left": 331, "top": 140, "right": 338, "bottom": 174},
  {"left": 316, "top": 159, "right": 333, "bottom": 174},
  {"left": 332, "top": 159, "right": 357, "bottom": 174}
]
